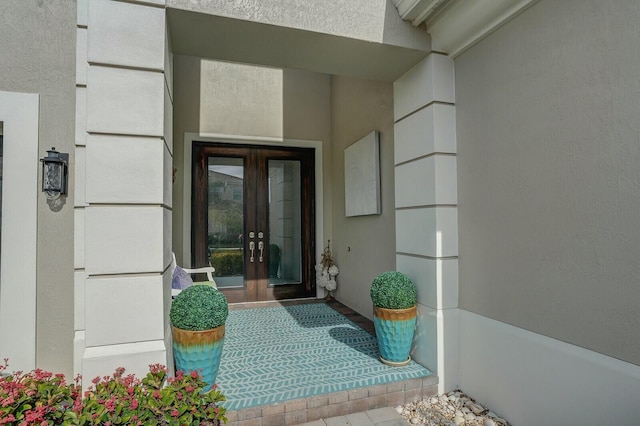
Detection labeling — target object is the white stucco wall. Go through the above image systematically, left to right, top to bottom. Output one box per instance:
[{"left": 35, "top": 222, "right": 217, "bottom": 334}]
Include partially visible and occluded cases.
[{"left": 455, "top": 0, "right": 640, "bottom": 368}]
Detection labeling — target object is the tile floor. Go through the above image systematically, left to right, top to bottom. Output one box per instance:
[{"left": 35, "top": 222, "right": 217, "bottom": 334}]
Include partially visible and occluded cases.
[{"left": 220, "top": 299, "right": 437, "bottom": 425}]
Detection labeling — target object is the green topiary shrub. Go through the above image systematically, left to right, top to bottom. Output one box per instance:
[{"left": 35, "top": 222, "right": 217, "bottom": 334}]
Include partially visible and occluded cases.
[
  {"left": 370, "top": 271, "right": 417, "bottom": 309},
  {"left": 170, "top": 285, "right": 228, "bottom": 331}
]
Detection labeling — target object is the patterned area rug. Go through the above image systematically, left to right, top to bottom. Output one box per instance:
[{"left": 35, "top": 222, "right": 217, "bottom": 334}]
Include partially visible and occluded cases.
[{"left": 216, "top": 303, "right": 432, "bottom": 411}]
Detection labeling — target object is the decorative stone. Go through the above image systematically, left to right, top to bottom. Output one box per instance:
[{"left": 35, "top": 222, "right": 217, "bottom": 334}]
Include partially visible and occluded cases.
[
  {"left": 399, "top": 389, "right": 511, "bottom": 426},
  {"left": 470, "top": 403, "right": 485, "bottom": 415}
]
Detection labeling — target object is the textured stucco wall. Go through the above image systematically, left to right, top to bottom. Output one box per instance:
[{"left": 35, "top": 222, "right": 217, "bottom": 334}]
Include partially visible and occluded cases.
[
  {"left": 0, "top": 0, "right": 76, "bottom": 375},
  {"left": 167, "top": 0, "right": 428, "bottom": 51},
  {"left": 455, "top": 0, "right": 640, "bottom": 365},
  {"left": 172, "top": 56, "right": 332, "bottom": 263},
  {"left": 330, "top": 76, "right": 395, "bottom": 319}
]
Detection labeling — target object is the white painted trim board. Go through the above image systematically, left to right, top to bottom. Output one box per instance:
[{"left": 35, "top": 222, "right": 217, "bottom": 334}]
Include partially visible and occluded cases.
[{"left": 0, "top": 91, "right": 39, "bottom": 372}]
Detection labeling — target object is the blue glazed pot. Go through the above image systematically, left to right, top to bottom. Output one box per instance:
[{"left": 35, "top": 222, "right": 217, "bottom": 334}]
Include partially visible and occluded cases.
[
  {"left": 373, "top": 306, "right": 417, "bottom": 366},
  {"left": 172, "top": 324, "right": 225, "bottom": 392}
]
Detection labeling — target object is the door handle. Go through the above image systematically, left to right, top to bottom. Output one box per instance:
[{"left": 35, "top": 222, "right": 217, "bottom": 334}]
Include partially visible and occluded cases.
[
  {"left": 249, "top": 241, "right": 255, "bottom": 263},
  {"left": 258, "top": 241, "right": 264, "bottom": 263}
]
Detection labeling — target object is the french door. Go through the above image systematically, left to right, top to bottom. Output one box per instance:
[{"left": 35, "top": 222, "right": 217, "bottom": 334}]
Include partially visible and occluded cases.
[{"left": 192, "top": 142, "right": 315, "bottom": 303}]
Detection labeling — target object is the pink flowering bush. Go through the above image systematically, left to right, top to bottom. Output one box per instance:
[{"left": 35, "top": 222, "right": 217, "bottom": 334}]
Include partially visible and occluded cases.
[
  {"left": 0, "top": 359, "right": 79, "bottom": 425},
  {"left": 0, "top": 360, "right": 226, "bottom": 425}
]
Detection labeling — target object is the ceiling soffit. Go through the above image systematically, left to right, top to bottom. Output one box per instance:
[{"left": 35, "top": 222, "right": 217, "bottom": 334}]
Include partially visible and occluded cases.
[{"left": 167, "top": 8, "right": 430, "bottom": 82}]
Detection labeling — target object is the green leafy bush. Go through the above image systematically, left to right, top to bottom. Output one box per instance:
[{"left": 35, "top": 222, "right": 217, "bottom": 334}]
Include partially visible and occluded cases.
[
  {"left": 210, "top": 251, "right": 243, "bottom": 277},
  {"left": 370, "top": 271, "right": 417, "bottom": 309},
  {"left": 170, "top": 285, "right": 228, "bottom": 331},
  {"left": 0, "top": 360, "right": 227, "bottom": 425}
]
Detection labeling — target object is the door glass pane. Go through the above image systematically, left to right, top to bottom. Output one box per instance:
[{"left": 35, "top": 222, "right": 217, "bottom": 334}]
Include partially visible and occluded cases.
[
  {"left": 208, "top": 157, "right": 244, "bottom": 288},
  {"left": 268, "top": 160, "right": 302, "bottom": 285}
]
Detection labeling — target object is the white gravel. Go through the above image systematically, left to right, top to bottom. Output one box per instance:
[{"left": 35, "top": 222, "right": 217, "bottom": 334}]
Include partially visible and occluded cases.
[{"left": 398, "top": 389, "right": 510, "bottom": 426}]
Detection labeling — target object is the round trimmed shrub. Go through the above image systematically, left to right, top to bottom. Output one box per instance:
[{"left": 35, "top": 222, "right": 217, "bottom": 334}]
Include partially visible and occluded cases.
[
  {"left": 370, "top": 271, "right": 417, "bottom": 309},
  {"left": 170, "top": 285, "right": 228, "bottom": 330}
]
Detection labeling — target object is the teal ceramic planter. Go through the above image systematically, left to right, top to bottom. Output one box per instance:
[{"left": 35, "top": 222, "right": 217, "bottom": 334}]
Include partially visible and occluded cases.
[
  {"left": 373, "top": 306, "right": 417, "bottom": 366},
  {"left": 172, "top": 324, "right": 225, "bottom": 392}
]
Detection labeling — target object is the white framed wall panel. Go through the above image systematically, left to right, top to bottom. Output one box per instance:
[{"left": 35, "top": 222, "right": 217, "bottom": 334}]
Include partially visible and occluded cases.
[
  {"left": 88, "top": 0, "right": 165, "bottom": 71},
  {"left": 393, "top": 54, "right": 455, "bottom": 121},
  {"left": 86, "top": 66, "right": 164, "bottom": 136},
  {"left": 0, "top": 91, "right": 39, "bottom": 372},
  {"left": 394, "top": 104, "right": 456, "bottom": 164},
  {"left": 86, "top": 135, "right": 165, "bottom": 204},
  {"left": 395, "top": 156, "right": 457, "bottom": 207},
  {"left": 85, "top": 206, "right": 165, "bottom": 274},
  {"left": 396, "top": 207, "right": 458, "bottom": 257},
  {"left": 397, "top": 255, "right": 458, "bottom": 310},
  {"left": 85, "top": 275, "right": 165, "bottom": 347},
  {"left": 83, "top": 341, "right": 167, "bottom": 383}
]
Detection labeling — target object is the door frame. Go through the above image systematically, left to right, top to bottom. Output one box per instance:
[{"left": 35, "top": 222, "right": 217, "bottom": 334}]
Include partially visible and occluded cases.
[{"left": 181, "top": 132, "right": 324, "bottom": 299}]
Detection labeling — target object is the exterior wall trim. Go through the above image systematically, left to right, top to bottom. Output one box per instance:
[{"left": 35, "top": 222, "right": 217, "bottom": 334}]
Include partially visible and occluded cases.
[
  {"left": 427, "top": 0, "right": 540, "bottom": 57},
  {"left": 0, "top": 91, "right": 40, "bottom": 372},
  {"left": 458, "top": 308, "right": 640, "bottom": 424}
]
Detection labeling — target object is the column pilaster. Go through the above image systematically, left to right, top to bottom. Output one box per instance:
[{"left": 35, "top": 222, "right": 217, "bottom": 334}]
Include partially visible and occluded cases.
[
  {"left": 76, "top": 0, "right": 172, "bottom": 381},
  {"left": 393, "top": 53, "right": 459, "bottom": 392}
]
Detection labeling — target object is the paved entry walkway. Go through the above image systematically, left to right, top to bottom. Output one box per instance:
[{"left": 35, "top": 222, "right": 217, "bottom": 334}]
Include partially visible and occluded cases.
[
  {"left": 221, "top": 300, "right": 436, "bottom": 425},
  {"left": 301, "top": 407, "right": 406, "bottom": 426}
]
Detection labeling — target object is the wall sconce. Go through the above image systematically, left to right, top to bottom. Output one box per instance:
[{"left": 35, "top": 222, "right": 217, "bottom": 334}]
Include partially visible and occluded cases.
[{"left": 40, "top": 147, "right": 69, "bottom": 200}]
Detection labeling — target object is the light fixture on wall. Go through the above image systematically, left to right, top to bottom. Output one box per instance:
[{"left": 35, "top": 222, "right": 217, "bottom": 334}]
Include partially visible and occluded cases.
[{"left": 40, "top": 147, "right": 68, "bottom": 200}]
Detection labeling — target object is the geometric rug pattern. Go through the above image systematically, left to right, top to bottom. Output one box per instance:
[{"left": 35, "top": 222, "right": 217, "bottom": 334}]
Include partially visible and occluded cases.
[{"left": 216, "top": 303, "right": 432, "bottom": 411}]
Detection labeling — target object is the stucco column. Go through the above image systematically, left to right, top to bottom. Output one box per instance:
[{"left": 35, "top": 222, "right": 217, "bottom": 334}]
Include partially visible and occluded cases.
[
  {"left": 75, "top": 0, "right": 173, "bottom": 381},
  {"left": 393, "top": 53, "right": 459, "bottom": 392}
]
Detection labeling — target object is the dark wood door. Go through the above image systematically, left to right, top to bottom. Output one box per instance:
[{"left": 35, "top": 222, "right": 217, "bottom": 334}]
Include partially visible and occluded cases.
[{"left": 192, "top": 142, "right": 315, "bottom": 303}]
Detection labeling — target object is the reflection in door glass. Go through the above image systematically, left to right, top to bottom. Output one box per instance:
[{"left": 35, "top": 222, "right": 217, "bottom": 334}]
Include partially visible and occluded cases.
[
  {"left": 208, "top": 157, "right": 244, "bottom": 288},
  {"left": 268, "top": 160, "right": 302, "bottom": 286}
]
